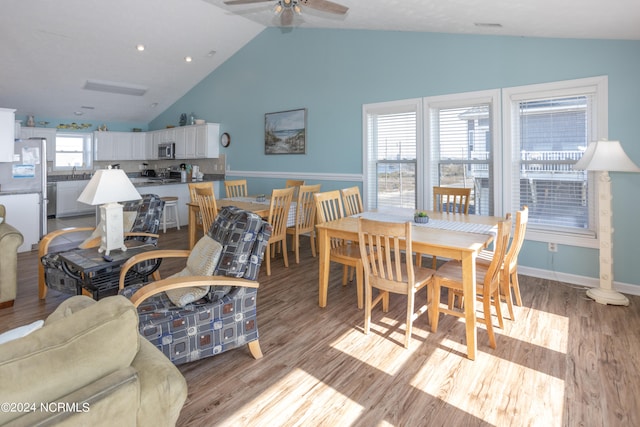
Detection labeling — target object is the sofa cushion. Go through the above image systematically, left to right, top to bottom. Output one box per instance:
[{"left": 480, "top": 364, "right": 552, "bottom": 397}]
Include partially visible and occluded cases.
[
  {"left": 165, "top": 235, "right": 222, "bottom": 307},
  {"left": 0, "top": 295, "right": 140, "bottom": 425}
]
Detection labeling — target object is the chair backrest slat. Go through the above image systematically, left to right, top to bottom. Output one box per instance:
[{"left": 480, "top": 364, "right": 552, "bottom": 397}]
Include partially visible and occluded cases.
[
  {"left": 224, "top": 179, "right": 248, "bottom": 198},
  {"left": 341, "top": 186, "right": 364, "bottom": 217},
  {"left": 433, "top": 186, "right": 471, "bottom": 214},
  {"left": 194, "top": 187, "right": 218, "bottom": 233},
  {"left": 268, "top": 187, "right": 295, "bottom": 241}
]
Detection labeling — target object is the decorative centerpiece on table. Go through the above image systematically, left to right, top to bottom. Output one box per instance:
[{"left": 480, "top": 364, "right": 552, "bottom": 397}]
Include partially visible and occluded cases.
[{"left": 414, "top": 211, "right": 429, "bottom": 224}]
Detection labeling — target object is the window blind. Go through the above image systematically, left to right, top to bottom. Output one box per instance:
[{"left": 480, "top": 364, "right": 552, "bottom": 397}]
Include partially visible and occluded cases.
[
  {"left": 510, "top": 95, "right": 592, "bottom": 230},
  {"left": 429, "top": 104, "right": 493, "bottom": 215},
  {"left": 365, "top": 108, "right": 417, "bottom": 210}
]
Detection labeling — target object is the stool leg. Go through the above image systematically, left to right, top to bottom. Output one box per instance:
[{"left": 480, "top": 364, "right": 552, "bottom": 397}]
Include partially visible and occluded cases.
[
  {"left": 173, "top": 204, "right": 180, "bottom": 230},
  {"left": 162, "top": 206, "right": 167, "bottom": 233}
]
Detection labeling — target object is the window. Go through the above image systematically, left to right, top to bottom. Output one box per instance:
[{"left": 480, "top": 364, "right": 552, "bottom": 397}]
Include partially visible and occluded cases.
[
  {"left": 503, "top": 76, "right": 607, "bottom": 245},
  {"left": 363, "top": 77, "right": 606, "bottom": 248},
  {"left": 425, "top": 90, "right": 500, "bottom": 216},
  {"left": 363, "top": 99, "right": 421, "bottom": 210},
  {"left": 55, "top": 133, "right": 93, "bottom": 170}
]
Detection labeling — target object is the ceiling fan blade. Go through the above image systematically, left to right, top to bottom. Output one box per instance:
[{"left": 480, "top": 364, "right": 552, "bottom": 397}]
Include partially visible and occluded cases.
[
  {"left": 224, "top": 0, "right": 272, "bottom": 5},
  {"left": 299, "top": 0, "right": 348, "bottom": 14},
  {"left": 281, "top": 8, "right": 294, "bottom": 26}
]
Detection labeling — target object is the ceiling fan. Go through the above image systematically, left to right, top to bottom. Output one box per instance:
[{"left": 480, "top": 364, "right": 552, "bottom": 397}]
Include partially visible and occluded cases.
[{"left": 224, "top": 0, "right": 348, "bottom": 26}]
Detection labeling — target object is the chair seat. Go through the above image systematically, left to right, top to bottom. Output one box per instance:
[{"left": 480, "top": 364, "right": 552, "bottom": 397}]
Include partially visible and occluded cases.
[
  {"left": 330, "top": 243, "right": 362, "bottom": 265},
  {"left": 435, "top": 260, "right": 490, "bottom": 294}
]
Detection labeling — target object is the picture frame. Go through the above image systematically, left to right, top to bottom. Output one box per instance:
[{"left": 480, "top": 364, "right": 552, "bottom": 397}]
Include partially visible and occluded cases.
[{"left": 265, "top": 108, "right": 307, "bottom": 155}]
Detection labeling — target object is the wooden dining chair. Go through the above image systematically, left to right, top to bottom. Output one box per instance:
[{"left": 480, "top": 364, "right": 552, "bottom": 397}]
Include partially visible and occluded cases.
[
  {"left": 224, "top": 179, "right": 248, "bottom": 198},
  {"left": 285, "top": 179, "right": 305, "bottom": 199},
  {"left": 188, "top": 182, "right": 215, "bottom": 238},
  {"left": 286, "top": 184, "right": 321, "bottom": 264},
  {"left": 193, "top": 186, "right": 218, "bottom": 234},
  {"left": 341, "top": 186, "right": 364, "bottom": 217},
  {"left": 421, "top": 186, "right": 473, "bottom": 269},
  {"left": 433, "top": 186, "right": 471, "bottom": 214},
  {"left": 265, "top": 187, "right": 295, "bottom": 276},
  {"left": 314, "top": 190, "right": 364, "bottom": 309},
  {"left": 477, "top": 206, "right": 529, "bottom": 320},
  {"left": 358, "top": 218, "right": 436, "bottom": 348},
  {"left": 430, "top": 218, "right": 511, "bottom": 350}
]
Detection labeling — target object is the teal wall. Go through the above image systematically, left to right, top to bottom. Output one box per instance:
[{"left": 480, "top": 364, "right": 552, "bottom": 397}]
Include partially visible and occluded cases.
[{"left": 150, "top": 28, "right": 640, "bottom": 287}]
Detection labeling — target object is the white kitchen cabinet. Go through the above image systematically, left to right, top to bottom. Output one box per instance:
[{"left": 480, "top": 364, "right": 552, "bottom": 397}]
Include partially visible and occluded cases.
[
  {"left": 0, "top": 108, "right": 16, "bottom": 162},
  {"left": 195, "top": 123, "right": 219, "bottom": 158},
  {"left": 92, "top": 124, "right": 219, "bottom": 162},
  {"left": 174, "top": 126, "right": 197, "bottom": 159},
  {"left": 20, "top": 127, "right": 57, "bottom": 162},
  {"left": 94, "top": 131, "right": 147, "bottom": 161},
  {"left": 93, "top": 132, "right": 115, "bottom": 161},
  {"left": 130, "top": 132, "right": 147, "bottom": 160},
  {"left": 56, "top": 180, "right": 93, "bottom": 217},
  {"left": 0, "top": 193, "right": 41, "bottom": 252}
]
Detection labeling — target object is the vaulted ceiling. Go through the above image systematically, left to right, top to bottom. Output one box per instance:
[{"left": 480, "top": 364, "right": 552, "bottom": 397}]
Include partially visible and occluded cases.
[{"left": 1, "top": 0, "right": 638, "bottom": 123}]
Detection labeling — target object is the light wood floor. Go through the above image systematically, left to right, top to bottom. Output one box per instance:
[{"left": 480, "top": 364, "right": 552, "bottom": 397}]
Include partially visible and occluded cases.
[{"left": 4, "top": 225, "right": 640, "bottom": 426}]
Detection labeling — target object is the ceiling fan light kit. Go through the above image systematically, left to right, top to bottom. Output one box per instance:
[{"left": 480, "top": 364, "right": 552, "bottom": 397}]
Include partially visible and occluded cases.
[{"left": 225, "top": 0, "right": 348, "bottom": 26}]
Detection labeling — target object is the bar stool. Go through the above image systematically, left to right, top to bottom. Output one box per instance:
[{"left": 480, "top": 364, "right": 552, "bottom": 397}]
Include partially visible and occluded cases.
[{"left": 160, "top": 196, "right": 180, "bottom": 233}]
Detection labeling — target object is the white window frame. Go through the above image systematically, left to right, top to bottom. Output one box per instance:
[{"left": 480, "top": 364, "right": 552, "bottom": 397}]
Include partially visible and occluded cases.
[
  {"left": 502, "top": 76, "right": 607, "bottom": 248},
  {"left": 424, "top": 89, "right": 502, "bottom": 214},
  {"left": 362, "top": 98, "right": 423, "bottom": 210},
  {"left": 54, "top": 132, "right": 93, "bottom": 171}
]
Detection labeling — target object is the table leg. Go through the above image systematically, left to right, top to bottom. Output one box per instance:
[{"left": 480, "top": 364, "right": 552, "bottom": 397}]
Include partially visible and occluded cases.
[
  {"left": 188, "top": 204, "right": 197, "bottom": 249},
  {"left": 318, "top": 227, "right": 330, "bottom": 308},
  {"left": 461, "top": 251, "right": 477, "bottom": 360}
]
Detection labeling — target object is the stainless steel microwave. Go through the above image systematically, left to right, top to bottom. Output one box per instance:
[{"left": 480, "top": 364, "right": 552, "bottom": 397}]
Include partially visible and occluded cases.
[{"left": 158, "top": 142, "right": 175, "bottom": 159}]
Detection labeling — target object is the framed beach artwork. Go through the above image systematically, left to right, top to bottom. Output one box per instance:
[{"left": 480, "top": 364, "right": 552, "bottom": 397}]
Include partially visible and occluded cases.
[{"left": 264, "top": 108, "right": 307, "bottom": 155}]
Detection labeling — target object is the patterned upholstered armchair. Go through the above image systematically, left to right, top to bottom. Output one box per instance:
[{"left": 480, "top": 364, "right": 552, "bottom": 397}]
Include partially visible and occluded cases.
[
  {"left": 39, "top": 194, "right": 165, "bottom": 299},
  {"left": 118, "top": 206, "right": 272, "bottom": 365}
]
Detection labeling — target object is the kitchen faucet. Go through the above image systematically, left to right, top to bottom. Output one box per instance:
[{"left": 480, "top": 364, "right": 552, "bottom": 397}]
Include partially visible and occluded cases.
[{"left": 72, "top": 166, "right": 76, "bottom": 178}]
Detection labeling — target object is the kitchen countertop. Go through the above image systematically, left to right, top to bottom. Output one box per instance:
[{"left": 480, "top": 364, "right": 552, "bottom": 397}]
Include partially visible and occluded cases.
[{"left": 131, "top": 174, "right": 225, "bottom": 187}]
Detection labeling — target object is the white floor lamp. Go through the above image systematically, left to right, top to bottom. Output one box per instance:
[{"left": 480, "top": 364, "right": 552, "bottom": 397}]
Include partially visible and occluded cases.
[
  {"left": 574, "top": 139, "right": 640, "bottom": 306},
  {"left": 77, "top": 167, "right": 141, "bottom": 256}
]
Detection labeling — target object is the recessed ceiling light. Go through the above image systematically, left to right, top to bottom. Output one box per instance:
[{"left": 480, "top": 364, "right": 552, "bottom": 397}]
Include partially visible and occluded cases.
[
  {"left": 136, "top": 44, "right": 145, "bottom": 51},
  {"left": 207, "top": 50, "right": 216, "bottom": 57},
  {"left": 185, "top": 56, "right": 192, "bottom": 63},
  {"left": 150, "top": 103, "right": 158, "bottom": 108},
  {"left": 81, "top": 106, "right": 95, "bottom": 110},
  {"left": 74, "top": 111, "right": 83, "bottom": 116}
]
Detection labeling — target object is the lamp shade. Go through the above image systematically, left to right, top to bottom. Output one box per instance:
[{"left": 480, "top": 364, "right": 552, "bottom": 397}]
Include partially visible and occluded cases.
[
  {"left": 574, "top": 140, "right": 640, "bottom": 172},
  {"left": 77, "top": 168, "right": 141, "bottom": 205}
]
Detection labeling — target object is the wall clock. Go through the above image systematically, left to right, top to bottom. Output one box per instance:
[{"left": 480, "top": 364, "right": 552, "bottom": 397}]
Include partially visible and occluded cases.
[{"left": 220, "top": 132, "right": 231, "bottom": 148}]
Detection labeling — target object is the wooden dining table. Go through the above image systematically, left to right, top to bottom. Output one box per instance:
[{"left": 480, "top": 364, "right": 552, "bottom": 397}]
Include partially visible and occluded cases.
[
  {"left": 187, "top": 197, "right": 296, "bottom": 249},
  {"left": 315, "top": 207, "right": 502, "bottom": 360}
]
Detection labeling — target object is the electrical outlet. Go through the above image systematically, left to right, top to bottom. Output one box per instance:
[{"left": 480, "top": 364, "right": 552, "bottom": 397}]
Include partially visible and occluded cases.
[{"left": 548, "top": 242, "right": 558, "bottom": 252}]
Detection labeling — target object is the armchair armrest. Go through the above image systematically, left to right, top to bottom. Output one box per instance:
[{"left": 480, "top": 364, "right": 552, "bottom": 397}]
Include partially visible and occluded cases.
[
  {"left": 38, "top": 227, "right": 96, "bottom": 299},
  {"left": 118, "top": 249, "right": 191, "bottom": 290},
  {"left": 129, "top": 276, "right": 259, "bottom": 308}
]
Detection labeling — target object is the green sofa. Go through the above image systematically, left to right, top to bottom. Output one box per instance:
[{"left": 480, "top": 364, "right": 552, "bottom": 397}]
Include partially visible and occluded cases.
[
  {"left": 0, "top": 204, "right": 23, "bottom": 309},
  {"left": 0, "top": 295, "right": 187, "bottom": 426}
]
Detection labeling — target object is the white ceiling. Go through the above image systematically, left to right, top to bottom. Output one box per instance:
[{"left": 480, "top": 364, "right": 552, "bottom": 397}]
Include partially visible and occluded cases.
[{"left": 1, "top": 0, "right": 639, "bottom": 124}]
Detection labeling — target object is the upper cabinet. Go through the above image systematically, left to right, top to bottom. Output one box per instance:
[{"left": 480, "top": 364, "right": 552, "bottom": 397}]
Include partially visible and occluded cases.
[
  {"left": 0, "top": 108, "right": 16, "bottom": 162},
  {"left": 94, "top": 123, "right": 219, "bottom": 162},
  {"left": 146, "top": 123, "right": 219, "bottom": 161},
  {"left": 20, "top": 127, "right": 57, "bottom": 161},
  {"left": 94, "top": 131, "right": 149, "bottom": 161}
]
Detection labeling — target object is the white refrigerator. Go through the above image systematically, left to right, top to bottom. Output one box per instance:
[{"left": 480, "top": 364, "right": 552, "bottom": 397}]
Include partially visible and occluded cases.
[{"left": 0, "top": 137, "right": 47, "bottom": 251}]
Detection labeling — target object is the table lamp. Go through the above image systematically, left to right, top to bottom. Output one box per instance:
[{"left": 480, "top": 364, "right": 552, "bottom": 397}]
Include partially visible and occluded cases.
[
  {"left": 574, "top": 139, "right": 640, "bottom": 305},
  {"left": 77, "top": 167, "right": 141, "bottom": 255}
]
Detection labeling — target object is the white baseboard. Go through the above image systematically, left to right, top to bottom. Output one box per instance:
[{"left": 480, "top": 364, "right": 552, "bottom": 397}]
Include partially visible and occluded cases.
[{"left": 518, "top": 266, "right": 640, "bottom": 297}]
